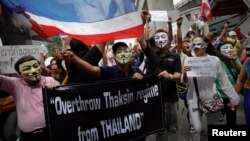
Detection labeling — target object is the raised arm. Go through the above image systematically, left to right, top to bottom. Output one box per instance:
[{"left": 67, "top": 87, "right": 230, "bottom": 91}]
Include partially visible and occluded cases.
[
  {"left": 137, "top": 10, "right": 161, "bottom": 73},
  {"left": 138, "top": 10, "right": 151, "bottom": 50},
  {"left": 167, "top": 17, "right": 173, "bottom": 48},
  {"left": 176, "top": 17, "right": 183, "bottom": 55},
  {"left": 217, "top": 22, "right": 229, "bottom": 41},
  {"left": 61, "top": 50, "right": 101, "bottom": 78},
  {"left": 39, "top": 53, "right": 51, "bottom": 76},
  {"left": 235, "top": 57, "right": 249, "bottom": 93}
]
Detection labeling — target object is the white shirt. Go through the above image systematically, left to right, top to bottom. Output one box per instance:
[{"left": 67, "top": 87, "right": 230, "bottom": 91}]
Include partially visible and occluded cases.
[{"left": 186, "top": 55, "right": 240, "bottom": 109}]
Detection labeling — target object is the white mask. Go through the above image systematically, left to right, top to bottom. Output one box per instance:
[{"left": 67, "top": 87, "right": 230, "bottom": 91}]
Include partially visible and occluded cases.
[
  {"left": 154, "top": 32, "right": 169, "bottom": 48},
  {"left": 191, "top": 37, "right": 207, "bottom": 49},
  {"left": 191, "top": 37, "right": 207, "bottom": 57},
  {"left": 220, "top": 43, "right": 233, "bottom": 57},
  {"left": 114, "top": 46, "right": 132, "bottom": 64},
  {"left": 19, "top": 60, "right": 41, "bottom": 82}
]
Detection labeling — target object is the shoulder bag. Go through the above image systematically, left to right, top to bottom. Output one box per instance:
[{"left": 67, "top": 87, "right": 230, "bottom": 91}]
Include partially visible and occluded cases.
[{"left": 193, "top": 77, "right": 224, "bottom": 114}]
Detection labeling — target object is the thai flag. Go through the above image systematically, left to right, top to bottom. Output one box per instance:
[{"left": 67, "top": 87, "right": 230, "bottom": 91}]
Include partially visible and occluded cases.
[
  {"left": 0, "top": 0, "right": 143, "bottom": 45},
  {"left": 201, "top": 0, "right": 212, "bottom": 22}
]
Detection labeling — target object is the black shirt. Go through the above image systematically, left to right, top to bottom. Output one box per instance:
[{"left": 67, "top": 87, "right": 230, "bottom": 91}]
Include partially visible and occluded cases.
[
  {"left": 66, "top": 45, "right": 102, "bottom": 84},
  {"left": 156, "top": 51, "right": 181, "bottom": 102},
  {"left": 100, "top": 65, "right": 142, "bottom": 80}
]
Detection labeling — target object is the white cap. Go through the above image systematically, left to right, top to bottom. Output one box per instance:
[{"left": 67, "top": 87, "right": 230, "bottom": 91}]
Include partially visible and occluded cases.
[
  {"left": 228, "top": 31, "right": 236, "bottom": 36},
  {"left": 44, "top": 57, "right": 54, "bottom": 67}
]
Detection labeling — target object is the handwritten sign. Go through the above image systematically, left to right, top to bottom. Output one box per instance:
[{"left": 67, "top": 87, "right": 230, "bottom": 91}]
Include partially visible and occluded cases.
[
  {"left": 149, "top": 11, "right": 168, "bottom": 22},
  {"left": 0, "top": 45, "right": 40, "bottom": 74},
  {"left": 184, "top": 57, "right": 217, "bottom": 77}
]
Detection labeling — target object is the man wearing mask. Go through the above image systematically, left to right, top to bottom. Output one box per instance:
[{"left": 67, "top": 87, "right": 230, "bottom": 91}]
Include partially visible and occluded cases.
[
  {"left": 138, "top": 16, "right": 182, "bottom": 141},
  {"left": 154, "top": 28, "right": 182, "bottom": 141},
  {"left": 61, "top": 42, "right": 143, "bottom": 81},
  {"left": 0, "top": 55, "right": 60, "bottom": 141}
]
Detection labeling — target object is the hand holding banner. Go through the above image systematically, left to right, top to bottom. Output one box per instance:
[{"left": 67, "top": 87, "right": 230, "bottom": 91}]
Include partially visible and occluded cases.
[{"left": 43, "top": 74, "right": 165, "bottom": 141}]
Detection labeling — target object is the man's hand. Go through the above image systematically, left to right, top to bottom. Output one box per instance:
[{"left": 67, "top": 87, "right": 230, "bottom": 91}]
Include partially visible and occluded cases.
[
  {"left": 141, "top": 10, "right": 151, "bottom": 24},
  {"left": 167, "top": 16, "right": 172, "bottom": 25},
  {"left": 177, "top": 17, "right": 183, "bottom": 27},
  {"left": 60, "top": 50, "right": 75, "bottom": 62},
  {"left": 183, "top": 66, "right": 192, "bottom": 73},
  {"left": 158, "top": 70, "right": 172, "bottom": 80},
  {"left": 132, "top": 72, "right": 143, "bottom": 80},
  {"left": 47, "top": 84, "right": 60, "bottom": 90},
  {"left": 227, "top": 102, "right": 237, "bottom": 111}
]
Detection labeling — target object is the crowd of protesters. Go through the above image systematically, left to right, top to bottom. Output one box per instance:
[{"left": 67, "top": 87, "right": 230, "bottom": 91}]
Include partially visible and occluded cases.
[{"left": 1, "top": 8, "right": 250, "bottom": 141}]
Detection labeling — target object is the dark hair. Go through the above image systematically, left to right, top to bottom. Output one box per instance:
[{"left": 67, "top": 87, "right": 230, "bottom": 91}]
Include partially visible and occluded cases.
[
  {"left": 155, "top": 28, "right": 168, "bottom": 34},
  {"left": 185, "top": 31, "right": 195, "bottom": 39},
  {"left": 202, "top": 36, "right": 217, "bottom": 56},
  {"left": 70, "top": 38, "right": 89, "bottom": 56},
  {"left": 112, "top": 42, "right": 128, "bottom": 53},
  {"left": 14, "top": 55, "right": 39, "bottom": 74},
  {"left": 50, "top": 57, "right": 64, "bottom": 70}
]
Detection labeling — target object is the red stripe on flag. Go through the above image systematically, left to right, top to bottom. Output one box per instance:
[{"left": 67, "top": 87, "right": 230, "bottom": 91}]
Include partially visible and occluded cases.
[
  {"left": 201, "top": 0, "right": 212, "bottom": 22},
  {"left": 36, "top": 24, "right": 144, "bottom": 45}
]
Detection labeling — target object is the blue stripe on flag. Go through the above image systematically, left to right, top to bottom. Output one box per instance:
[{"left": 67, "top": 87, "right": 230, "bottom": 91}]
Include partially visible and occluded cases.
[{"left": 6, "top": 0, "right": 136, "bottom": 23}]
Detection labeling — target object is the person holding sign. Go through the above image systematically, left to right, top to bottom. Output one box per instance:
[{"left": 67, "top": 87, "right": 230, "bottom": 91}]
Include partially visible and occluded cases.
[
  {"left": 183, "top": 37, "right": 240, "bottom": 141},
  {"left": 61, "top": 41, "right": 146, "bottom": 138},
  {"left": 61, "top": 42, "right": 143, "bottom": 81},
  {"left": 0, "top": 55, "right": 60, "bottom": 141}
]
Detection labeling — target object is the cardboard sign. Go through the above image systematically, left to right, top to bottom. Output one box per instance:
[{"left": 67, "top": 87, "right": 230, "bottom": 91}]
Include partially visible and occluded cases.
[
  {"left": 149, "top": 11, "right": 168, "bottom": 22},
  {"left": 0, "top": 45, "right": 40, "bottom": 74}
]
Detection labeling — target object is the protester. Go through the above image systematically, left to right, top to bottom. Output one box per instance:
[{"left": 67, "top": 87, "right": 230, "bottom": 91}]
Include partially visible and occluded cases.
[
  {"left": 138, "top": 11, "right": 182, "bottom": 141},
  {"left": 175, "top": 17, "right": 191, "bottom": 122},
  {"left": 240, "top": 26, "right": 250, "bottom": 63},
  {"left": 223, "top": 29, "right": 242, "bottom": 58},
  {"left": 183, "top": 37, "right": 240, "bottom": 141},
  {"left": 63, "top": 38, "right": 104, "bottom": 84},
  {"left": 61, "top": 41, "right": 145, "bottom": 140},
  {"left": 61, "top": 42, "right": 143, "bottom": 81},
  {"left": 215, "top": 42, "right": 242, "bottom": 124},
  {"left": 0, "top": 55, "right": 60, "bottom": 141},
  {"left": 40, "top": 55, "right": 68, "bottom": 85},
  {"left": 235, "top": 56, "right": 250, "bottom": 125}
]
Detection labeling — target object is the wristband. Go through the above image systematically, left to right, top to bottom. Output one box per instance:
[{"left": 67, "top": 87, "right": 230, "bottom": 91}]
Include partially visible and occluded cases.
[{"left": 168, "top": 74, "right": 173, "bottom": 80}]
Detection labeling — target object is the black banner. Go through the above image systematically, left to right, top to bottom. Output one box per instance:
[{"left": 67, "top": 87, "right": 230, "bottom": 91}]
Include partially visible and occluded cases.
[{"left": 43, "top": 74, "right": 165, "bottom": 141}]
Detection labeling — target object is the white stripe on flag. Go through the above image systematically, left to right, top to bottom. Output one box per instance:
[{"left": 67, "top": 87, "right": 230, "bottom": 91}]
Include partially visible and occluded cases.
[{"left": 28, "top": 11, "right": 142, "bottom": 35}]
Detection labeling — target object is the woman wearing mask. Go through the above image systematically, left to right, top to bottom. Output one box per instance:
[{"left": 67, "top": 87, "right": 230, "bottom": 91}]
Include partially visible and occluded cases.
[
  {"left": 183, "top": 37, "right": 240, "bottom": 141},
  {"left": 215, "top": 42, "right": 242, "bottom": 125}
]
